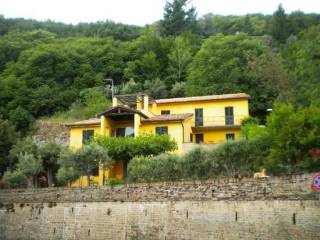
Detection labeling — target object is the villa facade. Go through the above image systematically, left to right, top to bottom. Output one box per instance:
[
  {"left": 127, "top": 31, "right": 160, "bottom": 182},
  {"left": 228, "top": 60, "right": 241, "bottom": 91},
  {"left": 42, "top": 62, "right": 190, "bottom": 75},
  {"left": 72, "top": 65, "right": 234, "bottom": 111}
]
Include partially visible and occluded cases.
[{"left": 67, "top": 93, "right": 250, "bottom": 186}]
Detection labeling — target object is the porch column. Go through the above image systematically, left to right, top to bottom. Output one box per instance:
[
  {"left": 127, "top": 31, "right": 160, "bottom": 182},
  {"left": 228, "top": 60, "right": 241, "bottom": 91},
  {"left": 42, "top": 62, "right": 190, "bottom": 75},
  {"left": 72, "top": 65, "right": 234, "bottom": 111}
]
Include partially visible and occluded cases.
[
  {"left": 112, "top": 97, "right": 118, "bottom": 107},
  {"left": 134, "top": 113, "right": 140, "bottom": 137},
  {"left": 100, "top": 115, "right": 106, "bottom": 135}
]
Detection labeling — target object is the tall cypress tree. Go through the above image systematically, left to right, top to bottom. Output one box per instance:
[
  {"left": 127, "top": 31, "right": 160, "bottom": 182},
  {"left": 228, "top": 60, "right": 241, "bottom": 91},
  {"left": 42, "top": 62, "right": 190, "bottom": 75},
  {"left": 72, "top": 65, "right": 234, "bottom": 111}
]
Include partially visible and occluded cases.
[
  {"left": 160, "top": 0, "right": 198, "bottom": 36},
  {"left": 270, "top": 4, "right": 289, "bottom": 43}
]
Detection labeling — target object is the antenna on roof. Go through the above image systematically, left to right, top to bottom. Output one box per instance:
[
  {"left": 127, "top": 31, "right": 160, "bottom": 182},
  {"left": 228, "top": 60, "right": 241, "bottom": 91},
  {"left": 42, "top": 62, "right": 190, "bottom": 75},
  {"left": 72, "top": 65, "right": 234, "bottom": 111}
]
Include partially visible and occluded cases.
[{"left": 105, "top": 78, "right": 114, "bottom": 99}]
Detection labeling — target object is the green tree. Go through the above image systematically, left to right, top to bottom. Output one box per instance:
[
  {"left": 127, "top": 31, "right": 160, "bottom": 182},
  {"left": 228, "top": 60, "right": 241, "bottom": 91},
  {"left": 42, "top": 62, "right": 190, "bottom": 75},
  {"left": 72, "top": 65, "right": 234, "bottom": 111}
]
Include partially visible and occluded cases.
[
  {"left": 160, "top": 0, "right": 198, "bottom": 36},
  {"left": 270, "top": 4, "right": 289, "bottom": 43},
  {"left": 186, "top": 34, "right": 285, "bottom": 117},
  {"left": 144, "top": 78, "right": 168, "bottom": 99},
  {"left": 264, "top": 104, "right": 320, "bottom": 174},
  {"left": 9, "top": 106, "right": 33, "bottom": 133},
  {"left": 0, "top": 117, "right": 18, "bottom": 176},
  {"left": 39, "top": 142, "right": 64, "bottom": 187},
  {"left": 57, "top": 143, "right": 111, "bottom": 185},
  {"left": 16, "top": 153, "right": 43, "bottom": 188}
]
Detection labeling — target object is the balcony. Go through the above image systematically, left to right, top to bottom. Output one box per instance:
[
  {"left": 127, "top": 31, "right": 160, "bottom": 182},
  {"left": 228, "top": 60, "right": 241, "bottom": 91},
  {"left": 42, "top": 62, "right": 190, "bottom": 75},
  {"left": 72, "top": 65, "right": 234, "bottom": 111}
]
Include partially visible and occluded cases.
[{"left": 192, "top": 115, "right": 247, "bottom": 131}]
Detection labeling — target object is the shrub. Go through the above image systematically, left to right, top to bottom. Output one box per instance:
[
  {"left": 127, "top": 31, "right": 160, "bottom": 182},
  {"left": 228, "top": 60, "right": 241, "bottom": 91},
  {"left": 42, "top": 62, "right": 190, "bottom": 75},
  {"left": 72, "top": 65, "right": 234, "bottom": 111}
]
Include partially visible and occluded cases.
[
  {"left": 264, "top": 103, "right": 320, "bottom": 174},
  {"left": 127, "top": 138, "right": 269, "bottom": 182},
  {"left": 56, "top": 143, "right": 111, "bottom": 185},
  {"left": 179, "top": 147, "right": 213, "bottom": 179},
  {"left": 128, "top": 153, "right": 181, "bottom": 183},
  {"left": 2, "top": 169, "right": 27, "bottom": 189}
]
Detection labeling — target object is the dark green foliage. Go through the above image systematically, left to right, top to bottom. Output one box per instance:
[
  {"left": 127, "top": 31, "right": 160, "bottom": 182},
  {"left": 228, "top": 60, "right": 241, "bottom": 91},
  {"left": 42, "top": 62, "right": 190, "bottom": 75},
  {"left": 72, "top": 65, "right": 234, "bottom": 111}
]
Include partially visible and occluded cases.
[
  {"left": 160, "top": 0, "right": 199, "bottom": 36},
  {"left": 269, "top": 5, "right": 289, "bottom": 43},
  {"left": 283, "top": 26, "right": 320, "bottom": 106},
  {"left": 186, "top": 34, "right": 286, "bottom": 118},
  {"left": 144, "top": 78, "right": 168, "bottom": 99},
  {"left": 264, "top": 103, "right": 320, "bottom": 174},
  {"left": 9, "top": 106, "right": 33, "bottom": 134},
  {"left": 0, "top": 118, "right": 19, "bottom": 176},
  {"left": 95, "top": 134, "right": 177, "bottom": 161},
  {"left": 4, "top": 138, "right": 65, "bottom": 188},
  {"left": 127, "top": 138, "right": 268, "bottom": 182},
  {"left": 57, "top": 143, "right": 111, "bottom": 184},
  {"left": 128, "top": 154, "right": 180, "bottom": 182}
]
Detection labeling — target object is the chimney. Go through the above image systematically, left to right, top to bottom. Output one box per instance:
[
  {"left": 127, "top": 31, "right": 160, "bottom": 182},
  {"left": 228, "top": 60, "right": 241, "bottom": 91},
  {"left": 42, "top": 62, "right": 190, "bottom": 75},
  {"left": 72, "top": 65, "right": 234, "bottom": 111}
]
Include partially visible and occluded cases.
[
  {"left": 143, "top": 95, "right": 149, "bottom": 112},
  {"left": 112, "top": 96, "right": 118, "bottom": 107}
]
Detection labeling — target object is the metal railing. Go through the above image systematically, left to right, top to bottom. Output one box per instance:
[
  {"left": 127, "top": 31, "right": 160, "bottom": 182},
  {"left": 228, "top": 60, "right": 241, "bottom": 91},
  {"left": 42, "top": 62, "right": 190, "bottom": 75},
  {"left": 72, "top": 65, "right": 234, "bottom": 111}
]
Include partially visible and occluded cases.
[{"left": 191, "top": 115, "right": 247, "bottom": 127}]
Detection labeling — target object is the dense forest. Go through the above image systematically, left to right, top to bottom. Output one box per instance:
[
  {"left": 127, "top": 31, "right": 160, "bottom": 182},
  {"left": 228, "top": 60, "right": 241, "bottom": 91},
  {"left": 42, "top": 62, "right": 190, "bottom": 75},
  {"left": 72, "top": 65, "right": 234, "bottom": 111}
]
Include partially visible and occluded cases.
[{"left": 0, "top": 1, "right": 320, "bottom": 180}]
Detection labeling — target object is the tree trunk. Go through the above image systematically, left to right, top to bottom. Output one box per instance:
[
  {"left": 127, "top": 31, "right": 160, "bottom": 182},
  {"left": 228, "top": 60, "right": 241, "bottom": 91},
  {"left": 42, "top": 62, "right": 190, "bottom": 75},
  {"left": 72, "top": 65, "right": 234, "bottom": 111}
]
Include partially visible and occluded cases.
[
  {"left": 47, "top": 169, "right": 53, "bottom": 187},
  {"left": 27, "top": 177, "right": 33, "bottom": 188}
]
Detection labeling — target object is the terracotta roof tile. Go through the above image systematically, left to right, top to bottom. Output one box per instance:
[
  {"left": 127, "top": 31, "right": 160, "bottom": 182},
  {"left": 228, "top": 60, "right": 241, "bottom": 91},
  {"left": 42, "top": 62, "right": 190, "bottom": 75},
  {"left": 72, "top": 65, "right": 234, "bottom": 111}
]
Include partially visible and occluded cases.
[
  {"left": 155, "top": 93, "right": 250, "bottom": 104},
  {"left": 141, "top": 113, "right": 193, "bottom": 123},
  {"left": 66, "top": 118, "right": 100, "bottom": 127}
]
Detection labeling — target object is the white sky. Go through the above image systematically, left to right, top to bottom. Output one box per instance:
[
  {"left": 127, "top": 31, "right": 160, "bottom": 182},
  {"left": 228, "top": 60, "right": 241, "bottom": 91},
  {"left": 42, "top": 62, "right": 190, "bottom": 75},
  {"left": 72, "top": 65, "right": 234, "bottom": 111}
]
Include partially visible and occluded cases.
[{"left": 1, "top": 0, "right": 320, "bottom": 26}]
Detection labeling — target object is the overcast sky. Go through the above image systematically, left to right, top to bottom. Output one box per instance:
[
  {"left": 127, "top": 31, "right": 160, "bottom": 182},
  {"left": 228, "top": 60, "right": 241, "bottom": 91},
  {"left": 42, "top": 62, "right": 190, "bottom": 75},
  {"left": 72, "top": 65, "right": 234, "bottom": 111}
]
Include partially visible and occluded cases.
[{"left": 1, "top": 0, "right": 320, "bottom": 26}]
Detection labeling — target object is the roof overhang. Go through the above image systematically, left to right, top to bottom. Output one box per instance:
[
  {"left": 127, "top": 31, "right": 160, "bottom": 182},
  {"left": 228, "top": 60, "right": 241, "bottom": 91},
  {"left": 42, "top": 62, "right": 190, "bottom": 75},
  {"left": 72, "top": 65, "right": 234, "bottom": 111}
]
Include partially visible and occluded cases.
[
  {"left": 97, "top": 105, "right": 149, "bottom": 120},
  {"left": 192, "top": 125, "right": 241, "bottom": 132}
]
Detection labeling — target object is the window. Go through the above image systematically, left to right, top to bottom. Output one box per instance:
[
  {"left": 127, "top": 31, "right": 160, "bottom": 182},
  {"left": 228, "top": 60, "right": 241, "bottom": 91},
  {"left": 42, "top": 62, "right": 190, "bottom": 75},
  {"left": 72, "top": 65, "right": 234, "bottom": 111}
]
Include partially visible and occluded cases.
[
  {"left": 225, "top": 107, "right": 234, "bottom": 125},
  {"left": 195, "top": 108, "right": 203, "bottom": 127},
  {"left": 161, "top": 110, "right": 170, "bottom": 115},
  {"left": 155, "top": 126, "right": 168, "bottom": 135},
  {"left": 116, "top": 127, "right": 134, "bottom": 137},
  {"left": 82, "top": 130, "right": 94, "bottom": 144},
  {"left": 226, "top": 133, "right": 235, "bottom": 141},
  {"left": 190, "top": 134, "right": 193, "bottom": 142},
  {"left": 195, "top": 134, "right": 204, "bottom": 144}
]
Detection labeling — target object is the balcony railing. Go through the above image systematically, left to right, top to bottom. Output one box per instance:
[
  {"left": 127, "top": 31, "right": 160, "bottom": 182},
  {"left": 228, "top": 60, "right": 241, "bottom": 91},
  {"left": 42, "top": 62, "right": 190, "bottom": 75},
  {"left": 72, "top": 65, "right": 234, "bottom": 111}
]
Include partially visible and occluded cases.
[{"left": 192, "top": 115, "right": 247, "bottom": 127}]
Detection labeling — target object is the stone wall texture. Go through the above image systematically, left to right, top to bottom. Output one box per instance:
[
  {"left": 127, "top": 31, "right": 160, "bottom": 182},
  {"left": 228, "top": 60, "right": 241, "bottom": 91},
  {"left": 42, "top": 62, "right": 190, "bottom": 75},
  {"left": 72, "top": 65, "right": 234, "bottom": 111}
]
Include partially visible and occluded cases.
[{"left": 0, "top": 173, "right": 319, "bottom": 240}]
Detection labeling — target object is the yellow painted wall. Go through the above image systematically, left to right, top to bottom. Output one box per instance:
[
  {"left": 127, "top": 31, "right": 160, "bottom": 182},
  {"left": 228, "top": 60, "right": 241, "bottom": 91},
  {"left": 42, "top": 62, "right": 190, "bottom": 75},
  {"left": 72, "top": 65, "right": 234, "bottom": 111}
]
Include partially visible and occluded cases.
[
  {"left": 150, "top": 99, "right": 249, "bottom": 126},
  {"left": 140, "top": 122, "right": 184, "bottom": 153},
  {"left": 69, "top": 125, "right": 100, "bottom": 149},
  {"left": 199, "top": 129, "right": 240, "bottom": 144}
]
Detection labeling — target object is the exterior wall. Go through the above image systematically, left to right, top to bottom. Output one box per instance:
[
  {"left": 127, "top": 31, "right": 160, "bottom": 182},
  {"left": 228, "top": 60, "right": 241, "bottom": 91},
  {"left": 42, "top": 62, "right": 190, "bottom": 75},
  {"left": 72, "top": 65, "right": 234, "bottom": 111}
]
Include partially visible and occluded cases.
[
  {"left": 150, "top": 98, "right": 249, "bottom": 126},
  {"left": 140, "top": 122, "right": 184, "bottom": 153},
  {"left": 69, "top": 125, "right": 100, "bottom": 149},
  {"left": 193, "top": 129, "right": 241, "bottom": 144},
  {"left": 0, "top": 174, "right": 319, "bottom": 240}
]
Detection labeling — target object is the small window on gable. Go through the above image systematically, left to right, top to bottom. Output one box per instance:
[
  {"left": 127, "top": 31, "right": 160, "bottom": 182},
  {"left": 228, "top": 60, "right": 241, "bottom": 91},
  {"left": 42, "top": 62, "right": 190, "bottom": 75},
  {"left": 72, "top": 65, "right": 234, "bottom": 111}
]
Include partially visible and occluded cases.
[
  {"left": 161, "top": 110, "right": 170, "bottom": 115},
  {"left": 155, "top": 126, "right": 168, "bottom": 135},
  {"left": 82, "top": 130, "right": 94, "bottom": 144},
  {"left": 226, "top": 133, "right": 235, "bottom": 141}
]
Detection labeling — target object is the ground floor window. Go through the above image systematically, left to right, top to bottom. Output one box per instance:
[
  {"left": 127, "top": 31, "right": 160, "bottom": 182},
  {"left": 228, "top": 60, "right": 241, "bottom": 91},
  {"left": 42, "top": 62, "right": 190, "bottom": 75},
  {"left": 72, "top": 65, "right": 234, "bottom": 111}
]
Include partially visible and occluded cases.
[
  {"left": 155, "top": 126, "right": 168, "bottom": 135},
  {"left": 116, "top": 127, "right": 134, "bottom": 137},
  {"left": 82, "top": 130, "right": 94, "bottom": 144},
  {"left": 195, "top": 133, "right": 204, "bottom": 143},
  {"left": 226, "top": 133, "right": 235, "bottom": 141}
]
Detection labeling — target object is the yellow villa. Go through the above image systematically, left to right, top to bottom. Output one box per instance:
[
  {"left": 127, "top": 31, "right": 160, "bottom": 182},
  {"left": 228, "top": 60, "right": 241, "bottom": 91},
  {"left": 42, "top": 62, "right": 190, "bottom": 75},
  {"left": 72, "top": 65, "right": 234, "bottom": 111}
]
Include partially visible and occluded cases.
[{"left": 67, "top": 93, "right": 250, "bottom": 186}]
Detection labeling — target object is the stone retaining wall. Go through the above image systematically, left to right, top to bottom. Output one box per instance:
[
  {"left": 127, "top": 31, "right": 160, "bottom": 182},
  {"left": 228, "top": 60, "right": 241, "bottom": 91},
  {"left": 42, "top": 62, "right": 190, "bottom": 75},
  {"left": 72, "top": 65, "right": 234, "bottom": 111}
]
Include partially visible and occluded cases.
[{"left": 0, "top": 173, "right": 319, "bottom": 240}]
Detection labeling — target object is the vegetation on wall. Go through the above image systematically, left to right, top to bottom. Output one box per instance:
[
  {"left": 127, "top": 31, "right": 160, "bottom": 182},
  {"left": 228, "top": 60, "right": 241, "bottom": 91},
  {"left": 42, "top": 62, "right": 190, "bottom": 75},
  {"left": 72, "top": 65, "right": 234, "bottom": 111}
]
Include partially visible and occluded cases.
[{"left": 95, "top": 134, "right": 177, "bottom": 160}]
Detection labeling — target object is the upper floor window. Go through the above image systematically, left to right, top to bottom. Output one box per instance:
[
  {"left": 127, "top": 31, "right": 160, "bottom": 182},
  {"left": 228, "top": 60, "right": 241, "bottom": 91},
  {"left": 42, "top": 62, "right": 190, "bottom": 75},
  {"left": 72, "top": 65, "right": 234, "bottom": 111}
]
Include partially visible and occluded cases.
[
  {"left": 225, "top": 107, "right": 234, "bottom": 125},
  {"left": 195, "top": 108, "right": 203, "bottom": 127},
  {"left": 161, "top": 110, "right": 170, "bottom": 115},
  {"left": 155, "top": 126, "right": 168, "bottom": 135},
  {"left": 116, "top": 127, "right": 134, "bottom": 137},
  {"left": 82, "top": 130, "right": 94, "bottom": 144}
]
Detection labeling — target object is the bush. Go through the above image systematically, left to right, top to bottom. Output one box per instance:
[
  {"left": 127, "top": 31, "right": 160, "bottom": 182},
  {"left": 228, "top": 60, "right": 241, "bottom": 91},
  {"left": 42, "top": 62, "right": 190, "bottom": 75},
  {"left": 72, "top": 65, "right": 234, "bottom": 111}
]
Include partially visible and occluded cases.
[
  {"left": 264, "top": 103, "right": 320, "bottom": 174},
  {"left": 127, "top": 138, "right": 269, "bottom": 182},
  {"left": 179, "top": 147, "right": 213, "bottom": 179},
  {"left": 128, "top": 153, "right": 181, "bottom": 182},
  {"left": 2, "top": 169, "right": 27, "bottom": 189}
]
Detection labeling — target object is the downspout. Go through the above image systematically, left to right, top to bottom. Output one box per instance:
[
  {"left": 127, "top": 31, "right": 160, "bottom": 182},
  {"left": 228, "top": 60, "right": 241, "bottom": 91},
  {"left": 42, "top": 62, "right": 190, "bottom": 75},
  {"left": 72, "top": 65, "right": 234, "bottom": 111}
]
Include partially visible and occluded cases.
[{"left": 181, "top": 121, "right": 185, "bottom": 143}]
